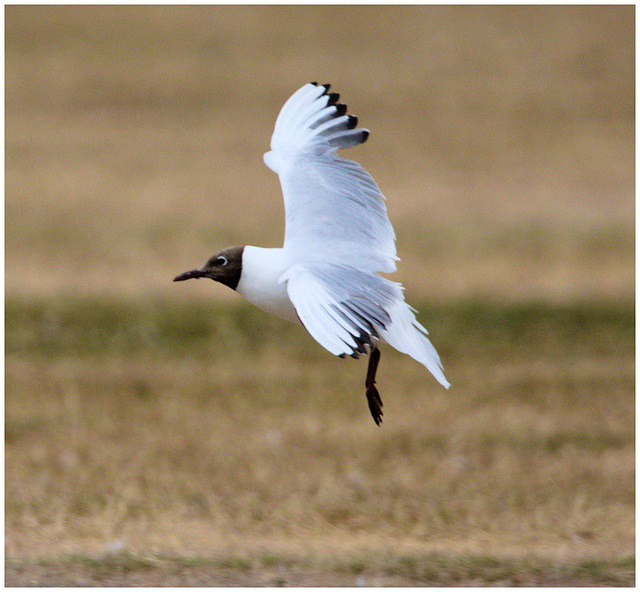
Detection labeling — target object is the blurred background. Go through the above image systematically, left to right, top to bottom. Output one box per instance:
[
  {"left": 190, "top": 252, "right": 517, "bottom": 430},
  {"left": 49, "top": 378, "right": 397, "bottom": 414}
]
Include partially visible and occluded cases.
[
  {"left": 6, "top": 5, "right": 633, "bottom": 303},
  {"left": 5, "top": 6, "right": 634, "bottom": 585}
]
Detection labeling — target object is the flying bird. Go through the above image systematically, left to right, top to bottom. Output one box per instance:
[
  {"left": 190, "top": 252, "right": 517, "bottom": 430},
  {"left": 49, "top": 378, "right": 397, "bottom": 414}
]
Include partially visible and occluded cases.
[{"left": 174, "top": 82, "right": 450, "bottom": 425}]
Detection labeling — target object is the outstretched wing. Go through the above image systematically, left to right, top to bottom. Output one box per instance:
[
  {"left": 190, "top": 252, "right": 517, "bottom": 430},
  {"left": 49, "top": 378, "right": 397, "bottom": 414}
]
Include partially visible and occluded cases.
[
  {"left": 264, "top": 83, "right": 397, "bottom": 274},
  {"left": 264, "top": 84, "right": 450, "bottom": 389},
  {"left": 283, "top": 261, "right": 450, "bottom": 389},
  {"left": 284, "top": 261, "right": 450, "bottom": 387},
  {"left": 282, "top": 262, "right": 400, "bottom": 359}
]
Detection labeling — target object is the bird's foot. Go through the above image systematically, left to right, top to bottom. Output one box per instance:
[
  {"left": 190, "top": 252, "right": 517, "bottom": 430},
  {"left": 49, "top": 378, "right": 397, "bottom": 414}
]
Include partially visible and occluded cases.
[
  {"left": 365, "top": 346, "right": 383, "bottom": 425},
  {"left": 366, "top": 382, "right": 383, "bottom": 426}
]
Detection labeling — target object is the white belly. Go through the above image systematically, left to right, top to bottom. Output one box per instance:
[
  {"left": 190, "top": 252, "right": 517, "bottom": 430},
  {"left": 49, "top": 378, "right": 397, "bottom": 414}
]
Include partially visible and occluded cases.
[{"left": 236, "top": 246, "right": 300, "bottom": 324}]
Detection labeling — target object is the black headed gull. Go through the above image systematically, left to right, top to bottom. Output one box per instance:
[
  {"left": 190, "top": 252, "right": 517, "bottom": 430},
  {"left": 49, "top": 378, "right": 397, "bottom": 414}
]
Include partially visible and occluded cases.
[{"left": 174, "top": 82, "right": 450, "bottom": 425}]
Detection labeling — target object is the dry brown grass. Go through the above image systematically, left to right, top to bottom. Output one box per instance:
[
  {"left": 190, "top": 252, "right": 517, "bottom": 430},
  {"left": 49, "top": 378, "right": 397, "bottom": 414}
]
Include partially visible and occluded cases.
[
  {"left": 5, "top": 5, "right": 634, "bottom": 586},
  {"left": 5, "top": 299, "right": 634, "bottom": 585}
]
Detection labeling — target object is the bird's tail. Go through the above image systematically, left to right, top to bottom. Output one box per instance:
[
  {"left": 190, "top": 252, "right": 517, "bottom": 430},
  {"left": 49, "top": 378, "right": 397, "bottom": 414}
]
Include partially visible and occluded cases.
[{"left": 380, "top": 300, "right": 451, "bottom": 389}]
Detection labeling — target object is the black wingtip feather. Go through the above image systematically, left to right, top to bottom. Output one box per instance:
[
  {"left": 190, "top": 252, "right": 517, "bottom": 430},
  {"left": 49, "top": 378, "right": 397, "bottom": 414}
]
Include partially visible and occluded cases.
[
  {"left": 305, "top": 82, "right": 369, "bottom": 147},
  {"left": 327, "top": 92, "right": 340, "bottom": 105},
  {"left": 334, "top": 103, "right": 347, "bottom": 117}
]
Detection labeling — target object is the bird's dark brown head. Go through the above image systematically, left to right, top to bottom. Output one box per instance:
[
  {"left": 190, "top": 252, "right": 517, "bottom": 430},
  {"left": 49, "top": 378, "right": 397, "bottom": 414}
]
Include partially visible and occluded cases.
[{"left": 173, "top": 245, "right": 244, "bottom": 290}]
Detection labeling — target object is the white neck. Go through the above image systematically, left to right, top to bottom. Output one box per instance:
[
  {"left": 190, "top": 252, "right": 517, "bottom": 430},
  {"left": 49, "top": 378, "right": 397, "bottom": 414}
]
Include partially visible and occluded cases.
[{"left": 236, "top": 246, "right": 300, "bottom": 324}]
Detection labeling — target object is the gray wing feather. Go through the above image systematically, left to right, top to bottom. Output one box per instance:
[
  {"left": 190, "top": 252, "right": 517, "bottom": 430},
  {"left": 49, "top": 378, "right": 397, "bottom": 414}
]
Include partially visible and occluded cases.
[{"left": 283, "top": 262, "right": 401, "bottom": 358}]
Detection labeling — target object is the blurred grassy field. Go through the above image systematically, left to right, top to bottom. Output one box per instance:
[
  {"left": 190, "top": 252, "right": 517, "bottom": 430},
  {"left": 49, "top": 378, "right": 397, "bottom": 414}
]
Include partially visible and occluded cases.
[{"left": 5, "top": 5, "right": 634, "bottom": 586}]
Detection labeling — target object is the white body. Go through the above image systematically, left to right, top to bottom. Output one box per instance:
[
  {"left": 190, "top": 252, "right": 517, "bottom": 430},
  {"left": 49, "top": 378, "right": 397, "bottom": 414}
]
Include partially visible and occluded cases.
[{"left": 242, "top": 83, "right": 449, "bottom": 389}]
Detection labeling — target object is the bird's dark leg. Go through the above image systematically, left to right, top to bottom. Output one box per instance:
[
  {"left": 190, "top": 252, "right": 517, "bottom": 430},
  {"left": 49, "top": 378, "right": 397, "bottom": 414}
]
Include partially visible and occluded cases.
[{"left": 365, "top": 346, "right": 383, "bottom": 426}]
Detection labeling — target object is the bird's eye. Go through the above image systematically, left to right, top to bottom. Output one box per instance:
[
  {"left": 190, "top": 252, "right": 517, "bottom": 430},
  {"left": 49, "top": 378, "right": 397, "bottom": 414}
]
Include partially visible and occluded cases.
[{"left": 217, "top": 256, "right": 228, "bottom": 266}]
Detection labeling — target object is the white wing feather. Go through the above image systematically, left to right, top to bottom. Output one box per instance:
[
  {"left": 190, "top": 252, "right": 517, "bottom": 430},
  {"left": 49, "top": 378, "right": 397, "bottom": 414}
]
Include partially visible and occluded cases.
[
  {"left": 264, "top": 82, "right": 397, "bottom": 273},
  {"left": 263, "top": 83, "right": 449, "bottom": 388},
  {"left": 282, "top": 262, "right": 398, "bottom": 357},
  {"left": 283, "top": 262, "right": 450, "bottom": 388}
]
